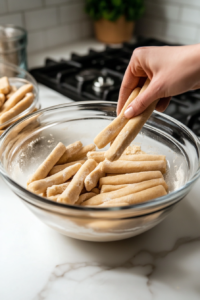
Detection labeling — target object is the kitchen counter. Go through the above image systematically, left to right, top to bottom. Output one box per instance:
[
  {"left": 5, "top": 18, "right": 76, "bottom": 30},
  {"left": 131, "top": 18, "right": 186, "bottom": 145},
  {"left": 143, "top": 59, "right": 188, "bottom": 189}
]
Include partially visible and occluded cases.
[{"left": 1, "top": 39, "right": 200, "bottom": 300}]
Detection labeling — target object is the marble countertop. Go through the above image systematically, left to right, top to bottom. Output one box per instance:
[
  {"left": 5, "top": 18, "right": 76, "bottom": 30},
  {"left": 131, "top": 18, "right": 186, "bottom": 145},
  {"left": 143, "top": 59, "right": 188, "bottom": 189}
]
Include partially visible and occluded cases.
[{"left": 1, "top": 39, "right": 200, "bottom": 300}]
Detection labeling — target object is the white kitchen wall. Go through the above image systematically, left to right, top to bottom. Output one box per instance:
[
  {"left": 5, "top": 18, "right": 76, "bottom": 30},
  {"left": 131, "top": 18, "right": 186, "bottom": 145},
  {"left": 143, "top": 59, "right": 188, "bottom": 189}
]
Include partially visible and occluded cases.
[
  {"left": 0, "top": 0, "right": 93, "bottom": 53},
  {"left": 136, "top": 0, "right": 200, "bottom": 44}
]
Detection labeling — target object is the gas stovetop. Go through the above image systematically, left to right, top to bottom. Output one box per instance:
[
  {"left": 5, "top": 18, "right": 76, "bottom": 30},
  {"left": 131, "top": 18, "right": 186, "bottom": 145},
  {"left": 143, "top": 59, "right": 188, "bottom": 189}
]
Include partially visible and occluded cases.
[{"left": 30, "top": 37, "right": 200, "bottom": 136}]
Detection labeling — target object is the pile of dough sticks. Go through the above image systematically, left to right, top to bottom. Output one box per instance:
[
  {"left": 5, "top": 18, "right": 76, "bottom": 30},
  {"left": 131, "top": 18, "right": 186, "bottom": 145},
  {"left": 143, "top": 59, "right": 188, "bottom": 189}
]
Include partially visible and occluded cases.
[
  {"left": 0, "top": 76, "right": 35, "bottom": 132},
  {"left": 27, "top": 79, "right": 168, "bottom": 207}
]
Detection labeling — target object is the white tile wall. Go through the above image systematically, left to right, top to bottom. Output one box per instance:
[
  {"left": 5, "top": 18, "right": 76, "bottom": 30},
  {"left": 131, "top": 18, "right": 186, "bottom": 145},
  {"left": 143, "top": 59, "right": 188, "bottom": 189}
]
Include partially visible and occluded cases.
[
  {"left": 0, "top": 0, "right": 93, "bottom": 54},
  {"left": 0, "top": 0, "right": 7, "bottom": 14},
  {"left": 3, "top": 0, "right": 200, "bottom": 56},
  {"left": 7, "top": 0, "right": 43, "bottom": 12},
  {"left": 44, "top": 0, "right": 70, "bottom": 5},
  {"left": 136, "top": 0, "right": 200, "bottom": 45},
  {"left": 59, "top": 2, "right": 87, "bottom": 23},
  {"left": 144, "top": 2, "right": 180, "bottom": 21},
  {"left": 25, "top": 7, "right": 58, "bottom": 31},
  {"left": 181, "top": 7, "right": 200, "bottom": 26},
  {"left": 0, "top": 13, "right": 23, "bottom": 27},
  {"left": 137, "top": 18, "right": 165, "bottom": 36},
  {"left": 46, "top": 24, "right": 72, "bottom": 47},
  {"left": 27, "top": 30, "right": 47, "bottom": 52}
]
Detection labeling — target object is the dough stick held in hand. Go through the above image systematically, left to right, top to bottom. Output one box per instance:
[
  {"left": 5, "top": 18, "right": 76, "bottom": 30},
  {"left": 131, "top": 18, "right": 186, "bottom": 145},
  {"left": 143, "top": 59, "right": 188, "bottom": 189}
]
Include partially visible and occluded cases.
[
  {"left": 105, "top": 79, "right": 159, "bottom": 161},
  {"left": 1, "top": 83, "right": 33, "bottom": 113},
  {"left": 94, "top": 87, "right": 140, "bottom": 149},
  {"left": 0, "top": 93, "right": 34, "bottom": 124},
  {"left": 57, "top": 141, "right": 83, "bottom": 165},
  {"left": 27, "top": 142, "right": 66, "bottom": 185},
  {"left": 58, "top": 159, "right": 97, "bottom": 204},
  {"left": 85, "top": 162, "right": 105, "bottom": 191},
  {"left": 28, "top": 163, "right": 82, "bottom": 194},
  {"left": 82, "top": 178, "right": 167, "bottom": 206},
  {"left": 100, "top": 185, "right": 167, "bottom": 207}
]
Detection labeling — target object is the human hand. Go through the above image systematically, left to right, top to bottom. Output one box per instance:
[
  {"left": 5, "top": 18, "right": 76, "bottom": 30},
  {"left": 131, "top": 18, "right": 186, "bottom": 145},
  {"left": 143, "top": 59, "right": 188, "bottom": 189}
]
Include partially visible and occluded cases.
[{"left": 117, "top": 44, "right": 200, "bottom": 118}]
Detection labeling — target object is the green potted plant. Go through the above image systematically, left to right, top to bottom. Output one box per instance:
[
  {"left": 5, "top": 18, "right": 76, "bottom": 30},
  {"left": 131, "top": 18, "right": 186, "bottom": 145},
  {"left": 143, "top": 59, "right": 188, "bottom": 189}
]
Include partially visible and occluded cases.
[{"left": 85, "top": 0, "right": 145, "bottom": 44}]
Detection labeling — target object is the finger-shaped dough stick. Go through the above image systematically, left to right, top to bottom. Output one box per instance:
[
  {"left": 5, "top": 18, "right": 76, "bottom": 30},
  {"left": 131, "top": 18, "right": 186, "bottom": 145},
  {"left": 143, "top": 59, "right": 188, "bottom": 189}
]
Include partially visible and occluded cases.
[
  {"left": 0, "top": 77, "right": 10, "bottom": 94},
  {"left": 105, "top": 79, "right": 160, "bottom": 161},
  {"left": 1, "top": 83, "right": 33, "bottom": 113},
  {"left": 6, "top": 85, "right": 17, "bottom": 99},
  {"left": 94, "top": 87, "right": 140, "bottom": 149},
  {"left": 0, "top": 93, "right": 34, "bottom": 124},
  {"left": 0, "top": 93, "right": 5, "bottom": 109},
  {"left": 57, "top": 141, "right": 83, "bottom": 164},
  {"left": 27, "top": 142, "right": 66, "bottom": 185},
  {"left": 67, "top": 144, "right": 96, "bottom": 162},
  {"left": 124, "top": 145, "right": 142, "bottom": 155},
  {"left": 87, "top": 151, "right": 105, "bottom": 163},
  {"left": 86, "top": 152, "right": 164, "bottom": 163},
  {"left": 120, "top": 154, "right": 166, "bottom": 162},
  {"left": 58, "top": 159, "right": 96, "bottom": 204},
  {"left": 49, "top": 160, "right": 85, "bottom": 176},
  {"left": 103, "top": 160, "right": 166, "bottom": 175},
  {"left": 85, "top": 162, "right": 105, "bottom": 191},
  {"left": 28, "top": 163, "right": 81, "bottom": 194},
  {"left": 99, "top": 171, "right": 163, "bottom": 188},
  {"left": 106, "top": 173, "right": 123, "bottom": 176},
  {"left": 82, "top": 178, "right": 167, "bottom": 206},
  {"left": 46, "top": 181, "right": 71, "bottom": 197},
  {"left": 101, "top": 184, "right": 128, "bottom": 193},
  {"left": 100, "top": 185, "right": 167, "bottom": 207},
  {"left": 91, "top": 188, "right": 100, "bottom": 194},
  {"left": 39, "top": 192, "right": 46, "bottom": 198},
  {"left": 76, "top": 192, "right": 97, "bottom": 205},
  {"left": 48, "top": 195, "right": 61, "bottom": 201}
]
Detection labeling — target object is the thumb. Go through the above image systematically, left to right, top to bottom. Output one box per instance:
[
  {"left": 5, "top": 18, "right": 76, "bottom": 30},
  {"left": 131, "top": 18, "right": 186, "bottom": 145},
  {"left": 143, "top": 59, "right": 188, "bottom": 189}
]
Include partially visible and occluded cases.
[{"left": 124, "top": 80, "right": 161, "bottom": 119}]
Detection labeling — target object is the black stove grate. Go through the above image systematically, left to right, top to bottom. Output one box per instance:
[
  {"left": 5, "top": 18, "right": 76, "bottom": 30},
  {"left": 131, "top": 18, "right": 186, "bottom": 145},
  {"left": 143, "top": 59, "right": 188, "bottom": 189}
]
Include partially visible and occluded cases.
[{"left": 29, "top": 37, "right": 200, "bottom": 136}]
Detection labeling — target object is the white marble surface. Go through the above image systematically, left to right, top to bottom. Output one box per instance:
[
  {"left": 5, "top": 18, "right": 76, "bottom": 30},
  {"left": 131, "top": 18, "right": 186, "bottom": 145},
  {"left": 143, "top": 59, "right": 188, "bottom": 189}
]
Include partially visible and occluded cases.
[{"left": 1, "top": 39, "right": 200, "bottom": 300}]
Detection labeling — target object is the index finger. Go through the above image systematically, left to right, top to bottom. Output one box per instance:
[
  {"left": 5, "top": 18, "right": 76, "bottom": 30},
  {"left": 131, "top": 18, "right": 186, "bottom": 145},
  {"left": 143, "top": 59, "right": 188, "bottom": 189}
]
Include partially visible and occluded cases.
[{"left": 117, "top": 65, "right": 139, "bottom": 115}]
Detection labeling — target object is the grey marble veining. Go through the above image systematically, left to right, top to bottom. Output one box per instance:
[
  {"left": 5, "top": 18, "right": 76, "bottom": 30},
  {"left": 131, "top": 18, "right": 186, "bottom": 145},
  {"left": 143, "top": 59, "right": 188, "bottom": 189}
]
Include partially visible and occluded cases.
[{"left": 34, "top": 236, "right": 200, "bottom": 300}]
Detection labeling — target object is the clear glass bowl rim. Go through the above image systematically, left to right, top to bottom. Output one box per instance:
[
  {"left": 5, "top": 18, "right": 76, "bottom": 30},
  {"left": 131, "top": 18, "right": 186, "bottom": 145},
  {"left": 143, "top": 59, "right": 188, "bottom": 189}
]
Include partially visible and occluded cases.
[
  {"left": 0, "top": 24, "right": 27, "bottom": 42},
  {"left": 0, "top": 60, "right": 39, "bottom": 128},
  {"left": 0, "top": 100, "right": 200, "bottom": 213}
]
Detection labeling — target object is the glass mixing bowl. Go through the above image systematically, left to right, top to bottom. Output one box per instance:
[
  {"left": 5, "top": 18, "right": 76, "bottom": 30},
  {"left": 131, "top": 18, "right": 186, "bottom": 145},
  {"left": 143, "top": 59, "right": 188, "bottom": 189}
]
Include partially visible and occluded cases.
[
  {"left": 0, "top": 60, "right": 39, "bottom": 130},
  {"left": 0, "top": 101, "right": 200, "bottom": 242}
]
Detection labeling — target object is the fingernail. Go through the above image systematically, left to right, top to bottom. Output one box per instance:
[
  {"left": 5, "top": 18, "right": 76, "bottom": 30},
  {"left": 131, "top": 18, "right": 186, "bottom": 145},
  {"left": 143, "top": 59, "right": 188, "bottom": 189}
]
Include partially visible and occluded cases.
[{"left": 124, "top": 106, "right": 134, "bottom": 118}]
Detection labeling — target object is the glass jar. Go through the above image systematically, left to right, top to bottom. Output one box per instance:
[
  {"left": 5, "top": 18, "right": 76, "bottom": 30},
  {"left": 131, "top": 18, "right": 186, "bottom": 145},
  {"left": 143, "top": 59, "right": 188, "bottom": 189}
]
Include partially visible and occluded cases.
[{"left": 0, "top": 25, "right": 27, "bottom": 70}]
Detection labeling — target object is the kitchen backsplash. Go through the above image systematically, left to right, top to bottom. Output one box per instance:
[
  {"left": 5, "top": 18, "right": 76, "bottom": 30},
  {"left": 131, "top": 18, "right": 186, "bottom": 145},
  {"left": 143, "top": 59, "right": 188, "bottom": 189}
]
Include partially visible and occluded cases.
[
  {"left": 0, "top": 0, "right": 93, "bottom": 53},
  {"left": 1, "top": 0, "right": 199, "bottom": 54},
  {"left": 136, "top": 0, "right": 200, "bottom": 45}
]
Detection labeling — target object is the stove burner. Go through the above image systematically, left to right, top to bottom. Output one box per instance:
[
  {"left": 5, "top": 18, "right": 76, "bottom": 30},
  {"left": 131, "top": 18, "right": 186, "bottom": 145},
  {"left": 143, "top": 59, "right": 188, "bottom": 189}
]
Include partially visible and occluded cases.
[
  {"left": 76, "top": 69, "right": 101, "bottom": 82},
  {"left": 93, "top": 76, "right": 114, "bottom": 94}
]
